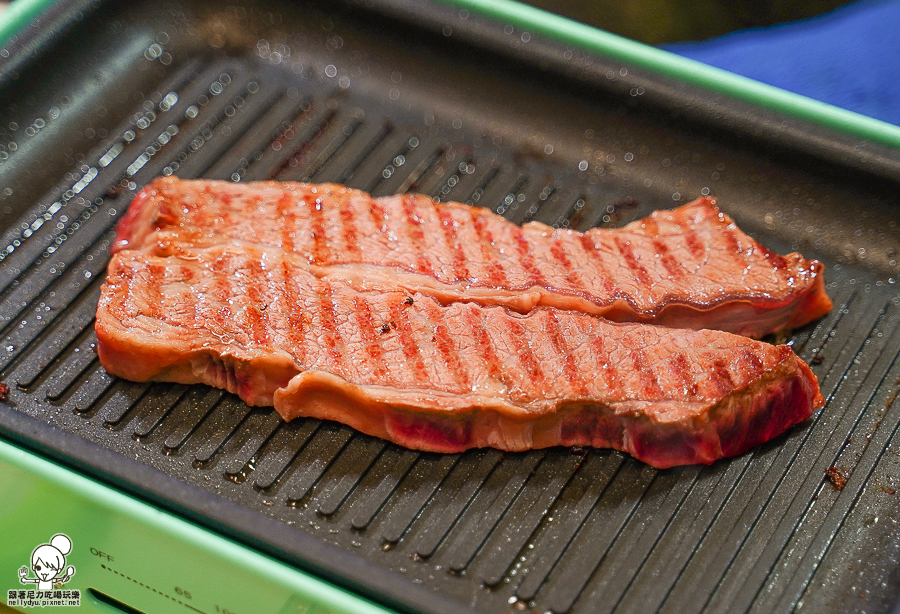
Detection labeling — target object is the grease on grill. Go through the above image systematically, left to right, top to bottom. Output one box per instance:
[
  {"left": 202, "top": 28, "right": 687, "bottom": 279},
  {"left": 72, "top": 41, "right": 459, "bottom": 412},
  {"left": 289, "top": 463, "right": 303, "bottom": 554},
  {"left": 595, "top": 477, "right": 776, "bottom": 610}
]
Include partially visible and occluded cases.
[
  {"left": 601, "top": 196, "right": 640, "bottom": 225},
  {"left": 885, "top": 379, "right": 900, "bottom": 410},
  {"left": 0, "top": 381, "right": 9, "bottom": 402},
  {"left": 825, "top": 466, "right": 848, "bottom": 490}
]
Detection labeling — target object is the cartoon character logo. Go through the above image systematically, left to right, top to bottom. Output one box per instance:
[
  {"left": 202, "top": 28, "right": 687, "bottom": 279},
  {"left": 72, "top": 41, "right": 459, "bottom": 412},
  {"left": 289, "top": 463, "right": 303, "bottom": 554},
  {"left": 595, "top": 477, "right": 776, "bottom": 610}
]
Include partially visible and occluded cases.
[{"left": 18, "top": 534, "right": 76, "bottom": 590}]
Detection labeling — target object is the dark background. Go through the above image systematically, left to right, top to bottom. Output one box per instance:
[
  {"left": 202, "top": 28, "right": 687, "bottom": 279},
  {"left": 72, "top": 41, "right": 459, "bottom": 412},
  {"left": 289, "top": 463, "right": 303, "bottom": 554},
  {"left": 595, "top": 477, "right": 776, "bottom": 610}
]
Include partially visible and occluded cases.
[{"left": 520, "top": 0, "right": 854, "bottom": 44}]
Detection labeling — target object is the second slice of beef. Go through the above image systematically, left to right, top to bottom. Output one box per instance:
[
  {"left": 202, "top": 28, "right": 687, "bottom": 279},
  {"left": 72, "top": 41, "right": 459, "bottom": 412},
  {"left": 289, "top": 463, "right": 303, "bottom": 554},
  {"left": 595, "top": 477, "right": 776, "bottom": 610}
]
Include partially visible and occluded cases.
[
  {"left": 113, "top": 177, "right": 832, "bottom": 338},
  {"left": 96, "top": 244, "right": 823, "bottom": 468}
]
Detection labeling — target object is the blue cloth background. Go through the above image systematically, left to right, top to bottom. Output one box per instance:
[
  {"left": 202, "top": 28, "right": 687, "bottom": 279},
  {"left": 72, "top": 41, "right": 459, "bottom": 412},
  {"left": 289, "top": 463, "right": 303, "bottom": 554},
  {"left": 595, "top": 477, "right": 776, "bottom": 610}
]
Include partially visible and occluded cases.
[{"left": 662, "top": 0, "right": 900, "bottom": 126}]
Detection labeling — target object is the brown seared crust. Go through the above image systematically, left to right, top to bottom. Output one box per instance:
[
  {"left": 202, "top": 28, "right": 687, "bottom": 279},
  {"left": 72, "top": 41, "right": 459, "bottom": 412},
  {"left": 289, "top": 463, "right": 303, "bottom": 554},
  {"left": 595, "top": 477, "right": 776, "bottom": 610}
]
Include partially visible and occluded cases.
[
  {"left": 114, "top": 177, "right": 832, "bottom": 337},
  {"left": 97, "top": 246, "right": 822, "bottom": 468}
]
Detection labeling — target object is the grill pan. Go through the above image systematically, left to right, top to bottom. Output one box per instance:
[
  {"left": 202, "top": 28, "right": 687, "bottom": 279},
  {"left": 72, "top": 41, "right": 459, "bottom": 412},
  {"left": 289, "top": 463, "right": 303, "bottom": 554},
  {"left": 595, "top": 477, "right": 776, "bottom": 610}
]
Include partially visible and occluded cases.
[{"left": 2, "top": 0, "right": 900, "bottom": 612}]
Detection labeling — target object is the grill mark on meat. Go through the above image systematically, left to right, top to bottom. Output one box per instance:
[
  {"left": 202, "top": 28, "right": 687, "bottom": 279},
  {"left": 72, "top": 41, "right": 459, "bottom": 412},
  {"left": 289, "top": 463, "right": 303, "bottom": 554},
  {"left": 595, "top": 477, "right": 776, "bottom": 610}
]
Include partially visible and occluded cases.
[
  {"left": 118, "top": 178, "right": 834, "bottom": 339},
  {"left": 215, "top": 190, "right": 235, "bottom": 238},
  {"left": 277, "top": 192, "right": 296, "bottom": 253},
  {"left": 337, "top": 192, "right": 362, "bottom": 260},
  {"left": 306, "top": 193, "right": 327, "bottom": 266},
  {"left": 400, "top": 195, "right": 436, "bottom": 276},
  {"left": 154, "top": 197, "right": 179, "bottom": 233},
  {"left": 367, "top": 200, "right": 389, "bottom": 252},
  {"left": 437, "top": 207, "right": 470, "bottom": 282},
  {"left": 471, "top": 209, "right": 510, "bottom": 289},
  {"left": 678, "top": 216, "right": 708, "bottom": 261},
  {"left": 720, "top": 225, "right": 759, "bottom": 285},
  {"left": 510, "top": 226, "right": 546, "bottom": 288},
  {"left": 722, "top": 227, "right": 744, "bottom": 255},
  {"left": 577, "top": 234, "right": 616, "bottom": 299},
  {"left": 547, "top": 235, "right": 579, "bottom": 286},
  {"left": 549, "top": 235, "right": 597, "bottom": 302},
  {"left": 614, "top": 236, "right": 651, "bottom": 288},
  {"left": 752, "top": 236, "right": 791, "bottom": 275},
  {"left": 652, "top": 238, "right": 686, "bottom": 281},
  {"left": 767, "top": 249, "right": 792, "bottom": 286},
  {"left": 210, "top": 251, "right": 234, "bottom": 332},
  {"left": 245, "top": 253, "right": 271, "bottom": 346},
  {"left": 282, "top": 259, "right": 306, "bottom": 367},
  {"left": 177, "top": 262, "right": 197, "bottom": 330},
  {"left": 147, "top": 263, "right": 166, "bottom": 320},
  {"left": 316, "top": 281, "right": 345, "bottom": 373},
  {"left": 352, "top": 295, "right": 392, "bottom": 382},
  {"left": 390, "top": 297, "right": 430, "bottom": 383},
  {"left": 420, "top": 298, "right": 470, "bottom": 390},
  {"left": 467, "top": 306, "right": 507, "bottom": 386},
  {"left": 543, "top": 311, "right": 589, "bottom": 397},
  {"left": 505, "top": 316, "right": 548, "bottom": 393},
  {"left": 588, "top": 329, "right": 621, "bottom": 398},
  {"left": 742, "top": 347, "right": 764, "bottom": 378},
  {"left": 631, "top": 348, "right": 663, "bottom": 399},
  {"left": 670, "top": 353, "right": 699, "bottom": 396},
  {"left": 711, "top": 358, "right": 736, "bottom": 396}
]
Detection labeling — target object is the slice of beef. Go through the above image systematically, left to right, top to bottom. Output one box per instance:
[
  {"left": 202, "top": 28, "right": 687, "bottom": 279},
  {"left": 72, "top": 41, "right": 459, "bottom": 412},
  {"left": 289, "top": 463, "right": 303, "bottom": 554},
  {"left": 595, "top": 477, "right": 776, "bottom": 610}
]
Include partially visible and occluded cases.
[
  {"left": 112, "top": 177, "right": 832, "bottom": 338},
  {"left": 96, "top": 245, "right": 822, "bottom": 468}
]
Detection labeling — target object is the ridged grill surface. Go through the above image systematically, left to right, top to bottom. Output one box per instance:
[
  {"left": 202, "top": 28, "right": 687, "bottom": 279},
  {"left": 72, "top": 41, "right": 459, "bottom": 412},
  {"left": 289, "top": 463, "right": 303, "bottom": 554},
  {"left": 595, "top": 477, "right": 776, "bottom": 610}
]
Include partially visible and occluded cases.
[{"left": 2, "top": 1, "right": 900, "bottom": 613}]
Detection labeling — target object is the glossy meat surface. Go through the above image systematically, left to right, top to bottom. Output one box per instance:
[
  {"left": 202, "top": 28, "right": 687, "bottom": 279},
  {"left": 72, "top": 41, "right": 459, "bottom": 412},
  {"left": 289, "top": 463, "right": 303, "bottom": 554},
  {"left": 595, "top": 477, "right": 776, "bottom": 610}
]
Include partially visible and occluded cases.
[
  {"left": 113, "top": 177, "right": 832, "bottom": 338},
  {"left": 96, "top": 245, "right": 822, "bottom": 468}
]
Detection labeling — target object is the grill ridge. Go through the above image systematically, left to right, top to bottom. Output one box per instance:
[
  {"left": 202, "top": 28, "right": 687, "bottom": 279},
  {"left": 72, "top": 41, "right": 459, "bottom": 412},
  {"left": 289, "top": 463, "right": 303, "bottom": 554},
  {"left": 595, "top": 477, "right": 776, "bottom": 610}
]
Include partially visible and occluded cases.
[
  {"left": 0, "top": 59, "right": 205, "bottom": 275},
  {"left": 258, "top": 102, "right": 340, "bottom": 182},
  {"left": 317, "top": 119, "right": 394, "bottom": 186},
  {"left": 738, "top": 305, "right": 900, "bottom": 613},
  {"left": 776, "top": 353, "right": 900, "bottom": 612},
  {"left": 70, "top": 361, "right": 116, "bottom": 413},
  {"left": 160, "top": 387, "right": 225, "bottom": 453},
  {"left": 189, "top": 396, "right": 260, "bottom": 467},
  {"left": 221, "top": 408, "right": 284, "bottom": 480},
  {"left": 251, "top": 419, "right": 322, "bottom": 491},
  {"left": 280, "top": 423, "right": 354, "bottom": 504},
  {"left": 315, "top": 435, "right": 387, "bottom": 516},
  {"left": 348, "top": 449, "right": 421, "bottom": 531},
  {"left": 413, "top": 449, "right": 504, "bottom": 559},
  {"left": 442, "top": 450, "right": 546, "bottom": 573},
  {"left": 476, "top": 450, "right": 585, "bottom": 587},
  {"left": 632, "top": 451, "right": 756, "bottom": 614},
  {"left": 377, "top": 453, "right": 461, "bottom": 545},
  {"left": 514, "top": 453, "right": 625, "bottom": 602},
  {"left": 544, "top": 462, "right": 659, "bottom": 614},
  {"left": 576, "top": 465, "right": 703, "bottom": 614}
]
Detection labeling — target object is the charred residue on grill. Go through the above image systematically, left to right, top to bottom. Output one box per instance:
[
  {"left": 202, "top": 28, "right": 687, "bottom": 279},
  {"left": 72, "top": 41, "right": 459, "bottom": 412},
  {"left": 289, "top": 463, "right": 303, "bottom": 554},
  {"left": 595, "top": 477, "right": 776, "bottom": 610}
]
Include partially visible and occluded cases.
[
  {"left": 594, "top": 195, "right": 640, "bottom": 227},
  {"left": 885, "top": 378, "right": 900, "bottom": 410},
  {"left": 826, "top": 466, "right": 848, "bottom": 490}
]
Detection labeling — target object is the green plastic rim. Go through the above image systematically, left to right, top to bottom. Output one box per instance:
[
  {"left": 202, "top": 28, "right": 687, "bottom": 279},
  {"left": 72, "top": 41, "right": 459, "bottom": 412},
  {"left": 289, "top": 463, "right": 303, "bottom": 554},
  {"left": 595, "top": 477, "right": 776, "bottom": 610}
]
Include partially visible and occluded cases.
[
  {"left": 0, "top": 0, "right": 59, "bottom": 48},
  {"left": 434, "top": 0, "right": 900, "bottom": 152},
  {"left": 0, "top": 437, "right": 396, "bottom": 614}
]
